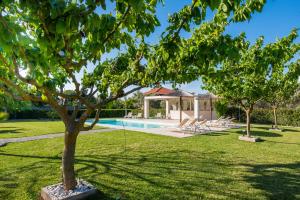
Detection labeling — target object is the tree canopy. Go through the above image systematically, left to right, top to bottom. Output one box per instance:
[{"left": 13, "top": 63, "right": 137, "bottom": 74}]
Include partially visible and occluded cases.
[
  {"left": 0, "top": 0, "right": 266, "bottom": 191},
  {"left": 203, "top": 30, "right": 300, "bottom": 137}
]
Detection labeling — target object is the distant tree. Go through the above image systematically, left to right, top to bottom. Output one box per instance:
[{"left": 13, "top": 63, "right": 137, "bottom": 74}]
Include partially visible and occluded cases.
[
  {"left": 0, "top": 0, "right": 265, "bottom": 191},
  {"left": 203, "top": 31, "right": 300, "bottom": 137},
  {"left": 265, "top": 61, "right": 300, "bottom": 129},
  {"left": 289, "top": 85, "right": 300, "bottom": 109},
  {"left": 0, "top": 86, "right": 31, "bottom": 112},
  {"left": 128, "top": 91, "right": 144, "bottom": 109},
  {"left": 105, "top": 99, "right": 125, "bottom": 109},
  {"left": 214, "top": 100, "right": 229, "bottom": 118}
]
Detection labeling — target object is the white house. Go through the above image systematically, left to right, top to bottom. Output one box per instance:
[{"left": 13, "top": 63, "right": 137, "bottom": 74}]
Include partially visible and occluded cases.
[{"left": 143, "top": 87, "right": 218, "bottom": 121}]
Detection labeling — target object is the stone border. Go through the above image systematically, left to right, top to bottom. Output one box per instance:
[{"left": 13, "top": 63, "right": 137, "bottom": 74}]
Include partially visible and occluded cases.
[
  {"left": 0, "top": 128, "right": 115, "bottom": 147},
  {"left": 40, "top": 182, "right": 98, "bottom": 200}
]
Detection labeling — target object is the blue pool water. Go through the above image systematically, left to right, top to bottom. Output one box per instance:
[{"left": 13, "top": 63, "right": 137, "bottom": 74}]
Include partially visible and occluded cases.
[{"left": 87, "top": 119, "right": 163, "bottom": 129}]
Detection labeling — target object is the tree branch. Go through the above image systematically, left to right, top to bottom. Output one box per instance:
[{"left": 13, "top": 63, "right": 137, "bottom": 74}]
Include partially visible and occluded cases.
[
  {"left": 169, "top": 0, "right": 197, "bottom": 42},
  {"left": 102, "top": 5, "right": 131, "bottom": 45},
  {"left": 0, "top": 77, "right": 44, "bottom": 102},
  {"left": 80, "top": 108, "right": 100, "bottom": 131}
]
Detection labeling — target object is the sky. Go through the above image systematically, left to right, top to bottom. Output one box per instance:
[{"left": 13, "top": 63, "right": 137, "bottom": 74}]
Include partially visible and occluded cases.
[
  {"left": 80, "top": 0, "right": 300, "bottom": 95},
  {"left": 149, "top": 0, "right": 300, "bottom": 94}
]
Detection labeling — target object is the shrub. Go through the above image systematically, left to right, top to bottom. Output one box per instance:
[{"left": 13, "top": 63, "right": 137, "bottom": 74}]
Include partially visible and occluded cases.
[
  {"left": 215, "top": 100, "right": 229, "bottom": 118},
  {"left": 225, "top": 107, "right": 300, "bottom": 127},
  {"left": 9, "top": 109, "right": 137, "bottom": 119},
  {"left": 98, "top": 109, "right": 127, "bottom": 118},
  {"left": 9, "top": 110, "right": 51, "bottom": 119},
  {"left": 46, "top": 111, "right": 60, "bottom": 120},
  {"left": 0, "top": 112, "right": 9, "bottom": 121}
]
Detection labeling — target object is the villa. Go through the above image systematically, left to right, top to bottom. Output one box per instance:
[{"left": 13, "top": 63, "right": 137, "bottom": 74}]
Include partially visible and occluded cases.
[{"left": 143, "top": 87, "right": 218, "bottom": 121}]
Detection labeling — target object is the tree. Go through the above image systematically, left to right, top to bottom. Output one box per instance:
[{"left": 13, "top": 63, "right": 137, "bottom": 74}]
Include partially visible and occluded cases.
[
  {"left": 0, "top": 0, "right": 265, "bottom": 191},
  {"left": 203, "top": 31, "right": 300, "bottom": 137},
  {"left": 265, "top": 61, "right": 300, "bottom": 129},
  {"left": 290, "top": 85, "right": 300, "bottom": 109},
  {"left": 0, "top": 86, "right": 31, "bottom": 112},
  {"left": 125, "top": 91, "right": 144, "bottom": 109}
]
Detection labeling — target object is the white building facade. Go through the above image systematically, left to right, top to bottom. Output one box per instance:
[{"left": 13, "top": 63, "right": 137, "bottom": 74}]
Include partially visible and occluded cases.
[{"left": 143, "top": 87, "right": 218, "bottom": 121}]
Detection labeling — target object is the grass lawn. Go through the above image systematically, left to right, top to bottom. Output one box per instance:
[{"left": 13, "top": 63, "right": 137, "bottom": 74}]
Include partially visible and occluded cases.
[
  {"left": 0, "top": 120, "right": 103, "bottom": 139},
  {"left": 0, "top": 124, "right": 299, "bottom": 199}
]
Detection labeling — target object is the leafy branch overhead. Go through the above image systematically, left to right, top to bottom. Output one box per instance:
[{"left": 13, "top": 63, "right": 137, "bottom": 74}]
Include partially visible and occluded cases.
[
  {"left": 0, "top": 0, "right": 267, "bottom": 191},
  {"left": 0, "top": 0, "right": 266, "bottom": 126}
]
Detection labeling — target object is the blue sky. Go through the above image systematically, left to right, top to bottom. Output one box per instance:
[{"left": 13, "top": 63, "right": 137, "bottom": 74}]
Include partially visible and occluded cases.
[
  {"left": 83, "top": 0, "right": 300, "bottom": 95},
  {"left": 150, "top": 0, "right": 300, "bottom": 94}
]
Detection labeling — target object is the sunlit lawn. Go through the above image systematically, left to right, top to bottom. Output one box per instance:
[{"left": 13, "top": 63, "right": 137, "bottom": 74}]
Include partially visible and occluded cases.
[
  {"left": 0, "top": 120, "right": 102, "bottom": 139},
  {"left": 0, "top": 123, "right": 299, "bottom": 199}
]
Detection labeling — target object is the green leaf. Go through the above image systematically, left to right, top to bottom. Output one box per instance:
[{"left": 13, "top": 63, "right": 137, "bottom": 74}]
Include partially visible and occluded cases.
[
  {"left": 56, "top": 20, "right": 66, "bottom": 34},
  {"left": 41, "top": 94, "right": 48, "bottom": 102}
]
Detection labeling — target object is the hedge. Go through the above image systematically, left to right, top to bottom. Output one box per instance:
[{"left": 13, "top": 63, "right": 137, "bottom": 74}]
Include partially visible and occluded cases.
[
  {"left": 225, "top": 107, "right": 300, "bottom": 127},
  {"left": 8, "top": 109, "right": 141, "bottom": 120}
]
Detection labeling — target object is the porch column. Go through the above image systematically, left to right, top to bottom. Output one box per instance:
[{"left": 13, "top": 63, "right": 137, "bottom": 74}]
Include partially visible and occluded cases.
[
  {"left": 179, "top": 96, "right": 182, "bottom": 122},
  {"left": 194, "top": 96, "right": 200, "bottom": 120},
  {"left": 210, "top": 97, "right": 212, "bottom": 120},
  {"left": 144, "top": 99, "right": 149, "bottom": 119},
  {"left": 165, "top": 100, "right": 170, "bottom": 119}
]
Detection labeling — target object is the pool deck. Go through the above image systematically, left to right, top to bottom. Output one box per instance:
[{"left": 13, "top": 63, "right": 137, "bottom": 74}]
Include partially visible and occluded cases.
[{"left": 92, "top": 118, "right": 230, "bottom": 138}]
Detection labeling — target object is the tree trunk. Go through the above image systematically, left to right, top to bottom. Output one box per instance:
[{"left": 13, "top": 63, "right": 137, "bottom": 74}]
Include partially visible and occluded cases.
[
  {"left": 273, "top": 107, "right": 278, "bottom": 129},
  {"left": 245, "top": 109, "right": 251, "bottom": 137},
  {"left": 62, "top": 128, "right": 79, "bottom": 190}
]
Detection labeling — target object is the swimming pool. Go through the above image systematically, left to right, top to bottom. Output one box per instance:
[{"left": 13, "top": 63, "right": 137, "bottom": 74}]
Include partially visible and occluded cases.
[{"left": 87, "top": 119, "right": 165, "bottom": 129}]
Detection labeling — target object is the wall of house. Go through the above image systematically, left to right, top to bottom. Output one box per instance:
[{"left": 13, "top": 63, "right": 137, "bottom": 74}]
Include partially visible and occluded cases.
[
  {"left": 198, "top": 98, "right": 217, "bottom": 120},
  {"left": 169, "top": 110, "right": 194, "bottom": 120},
  {"left": 199, "top": 111, "right": 217, "bottom": 120}
]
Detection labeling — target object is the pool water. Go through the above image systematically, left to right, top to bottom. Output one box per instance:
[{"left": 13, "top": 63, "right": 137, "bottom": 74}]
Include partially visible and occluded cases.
[{"left": 87, "top": 119, "right": 163, "bottom": 129}]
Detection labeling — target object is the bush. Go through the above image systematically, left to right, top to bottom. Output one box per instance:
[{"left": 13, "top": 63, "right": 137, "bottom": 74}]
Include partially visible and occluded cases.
[
  {"left": 215, "top": 100, "right": 229, "bottom": 118},
  {"left": 225, "top": 107, "right": 300, "bottom": 127},
  {"left": 9, "top": 109, "right": 143, "bottom": 120},
  {"left": 98, "top": 109, "right": 128, "bottom": 118},
  {"left": 9, "top": 110, "right": 52, "bottom": 119},
  {"left": 46, "top": 111, "right": 60, "bottom": 120},
  {"left": 0, "top": 112, "right": 9, "bottom": 121}
]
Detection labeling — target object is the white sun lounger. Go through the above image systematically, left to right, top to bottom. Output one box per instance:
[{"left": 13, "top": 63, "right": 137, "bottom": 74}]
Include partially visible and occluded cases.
[{"left": 124, "top": 112, "right": 133, "bottom": 118}]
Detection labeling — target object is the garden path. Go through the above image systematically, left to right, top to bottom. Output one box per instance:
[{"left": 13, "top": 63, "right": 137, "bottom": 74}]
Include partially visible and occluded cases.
[{"left": 0, "top": 128, "right": 116, "bottom": 147}]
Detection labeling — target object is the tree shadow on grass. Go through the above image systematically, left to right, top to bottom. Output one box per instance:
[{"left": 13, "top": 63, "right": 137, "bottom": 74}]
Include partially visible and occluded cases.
[
  {"left": 255, "top": 126, "right": 300, "bottom": 133},
  {"left": 0, "top": 128, "right": 24, "bottom": 134},
  {"left": 280, "top": 128, "right": 300, "bottom": 133},
  {"left": 236, "top": 130, "right": 282, "bottom": 137},
  {"left": 204, "top": 131, "right": 230, "bottom": 136},
  {"left": 264, "top": 140, "right": 300, "bottom": 146},
  {"left": 1, "top": 150, "right": 299, "bottom": 200},
  {"left": 0, "top": 151, "right": 251, "bottom": 200},
  {"left": 242, "top": 162, "right": 300, "bottom": 200}
]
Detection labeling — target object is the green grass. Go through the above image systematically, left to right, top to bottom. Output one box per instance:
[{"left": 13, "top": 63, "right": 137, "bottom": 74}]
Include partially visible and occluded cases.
[
  {"left": 0, "top": 120, "right": 103, "bottom": 139},
  {"left": 0, "top": 124, "right": 299, "bottom": 199}
]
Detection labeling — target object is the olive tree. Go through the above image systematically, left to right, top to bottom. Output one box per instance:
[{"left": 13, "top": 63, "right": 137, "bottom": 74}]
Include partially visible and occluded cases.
[
  {"left": 0, "top": 0, "right": 265, "bottom": 190},
  {"left": 203, "top": 30, "right": 299, "bottom": 137}
]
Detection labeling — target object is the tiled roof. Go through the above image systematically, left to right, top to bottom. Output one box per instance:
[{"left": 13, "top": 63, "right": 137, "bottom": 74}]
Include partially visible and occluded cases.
[
  {"left": 143, "top": 87, "right": 175, "bottom": 96},
  {"left": 144, "top": 87, "right": 194, "bottom": 97}
]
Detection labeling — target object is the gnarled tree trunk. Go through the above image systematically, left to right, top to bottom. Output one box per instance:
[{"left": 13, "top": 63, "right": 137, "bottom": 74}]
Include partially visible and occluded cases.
[{"left": 62, "top": 125, "right": 79, "bottom": 190}]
